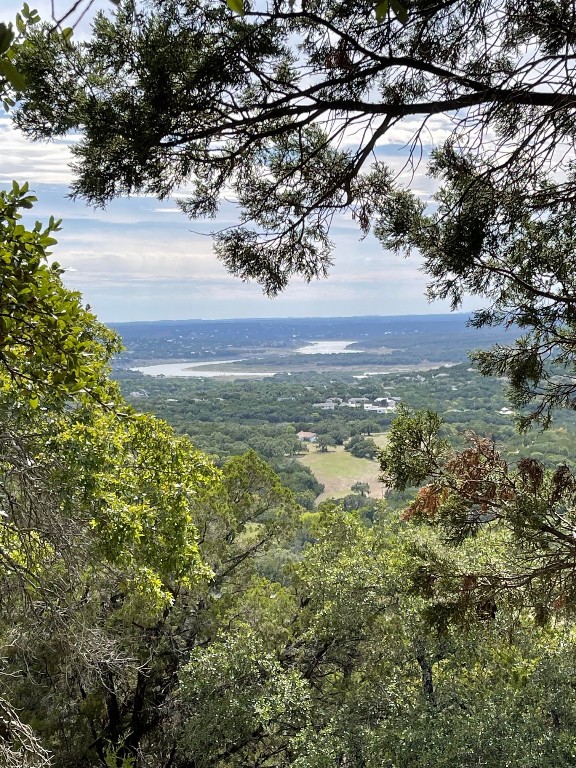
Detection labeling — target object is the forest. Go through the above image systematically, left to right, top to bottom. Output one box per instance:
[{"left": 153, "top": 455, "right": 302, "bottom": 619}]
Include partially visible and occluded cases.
[
  {"left": 3, "top": 1, "right": 576, "bottom": 767},
  {"left": 116, "top": 358, "right": 576, "bottom": 510}
]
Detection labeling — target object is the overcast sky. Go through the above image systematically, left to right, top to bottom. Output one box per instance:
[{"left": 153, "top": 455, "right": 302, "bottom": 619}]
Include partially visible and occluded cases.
[{"left": 1, "top": 0, "right": 482, "bottom": 323}]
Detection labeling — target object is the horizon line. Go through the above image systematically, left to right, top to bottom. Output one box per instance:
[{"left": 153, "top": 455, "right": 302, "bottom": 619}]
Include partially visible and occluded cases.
[{"left": 107, "top": 311, "right": 474, "bottom": 325}]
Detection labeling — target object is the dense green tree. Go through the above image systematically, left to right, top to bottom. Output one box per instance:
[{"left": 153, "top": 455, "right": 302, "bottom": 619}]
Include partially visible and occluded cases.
[
  {"left": 0, "top": 119, "right": 127, "bottom": 761},
  {"left": 384, "top": 152, "right": 576, "bottom": 429},
  {"left": 0, "top": 182, "right": 120, "bottom": 405},
  {"left": 0, "top": 371, "right": 218, "bottom": 760},
  {"left": 0, "top": 380, "right": 302, "bottom": 766},
  {"left": 380, "top": 405, "right": 576, "bottom": 618},
  {"left": 316, "top": 434, "right": 334, "bottom": 452},
  {"left": 346, "top": 434, "right": 378, "bottom": 459},
  {"left": 351, "top": 480, "right": 370, "bottom": 497},
  {"left": 147, "top": 508, "right": 576, "bottom": 767}
]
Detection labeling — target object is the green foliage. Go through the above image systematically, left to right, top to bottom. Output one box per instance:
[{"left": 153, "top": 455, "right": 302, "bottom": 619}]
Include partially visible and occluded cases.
[
  {"left": 11, "top": 0, "right": 567, "bottom": 304},
  {"left": 226, "top": 0, "right": 245, "bottom": 16},
  {"left": 375, "top": 0, "right": 408, "bottom": 24},
  {"left": 8, "top": 2, "right": 576, "bottom": 760},
  {"left": 0, "top": 4, "right": 42, "bottom": 109},
  {"left": 376, "top": 147, "right": 576, "bottom": 427},
  {"left": 0, "top": 181, "right": 121, "bottom": 405},
  {"left": 3, "top": 348, "right": 576, "bottom": 767},
  {"left": 0, "top": 359, "right": 305, "bottom": 764},
  {"left": 380, "top": 404, "right": 449, "bottom": 490},
  {"left": 382, "top": 405, "right": 576, "bottom": 619},
  {"left": 55, "top": 409, "right": 216, "bottom": 610},
  {"left": 316, "top": 434, "right": 333, "bottom": 452},
  {"left": 345, "top": 434, "right": 379, "bottom": 459},
  {"left": 350, "top": 481, "right": 370, "bottom": 496},
  {"left": 180, "top": 630, "right": 310, "bottom": 759}
]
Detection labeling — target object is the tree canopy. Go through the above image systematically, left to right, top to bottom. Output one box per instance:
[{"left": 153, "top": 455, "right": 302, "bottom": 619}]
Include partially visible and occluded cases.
[
  {"left": 17, "top": 0, "right": 575, "bottom": 243},
  {"left": 0, "top": 181, "right": 120, "bottom": 406}
]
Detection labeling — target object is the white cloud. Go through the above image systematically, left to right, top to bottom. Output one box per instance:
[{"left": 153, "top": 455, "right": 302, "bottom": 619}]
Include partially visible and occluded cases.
[{"left": 0, "top": 117, "right": 75, "bottom": 185}]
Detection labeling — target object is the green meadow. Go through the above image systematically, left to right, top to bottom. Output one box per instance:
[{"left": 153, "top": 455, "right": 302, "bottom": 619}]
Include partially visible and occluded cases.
[{"left": 297, "top": 443, "right": 386, "bottom": 503}]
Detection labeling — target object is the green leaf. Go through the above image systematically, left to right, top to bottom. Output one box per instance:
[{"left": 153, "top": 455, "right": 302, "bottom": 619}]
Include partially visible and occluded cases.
[
  {"left": 226, "top": 0, "right": 245, "bottom": 16},
  {"left": 375, "top": 0, "right": 389, "bottom": 22},
  {"left": 390, "top": 0, "right": 408, "bottom": 24},
  {"left": 0, "top": 23, "right": 14, "bottom": 55},
  {"left": 0, "top": 58, "right": 26, "bottom": 91}
]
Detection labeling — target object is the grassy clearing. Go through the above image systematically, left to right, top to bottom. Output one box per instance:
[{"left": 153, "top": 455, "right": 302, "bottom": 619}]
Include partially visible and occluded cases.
[
  {"left": 371, "top": 432, "right": 389, "bottom": 449},
  {"left": 297, "top": 445, "right": 386, "bottom": 504}
]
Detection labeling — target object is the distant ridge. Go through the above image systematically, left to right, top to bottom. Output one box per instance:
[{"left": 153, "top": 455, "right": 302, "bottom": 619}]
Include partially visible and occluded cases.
[{"left": 110, "top": 312, "right": 472, "bottom": 327}]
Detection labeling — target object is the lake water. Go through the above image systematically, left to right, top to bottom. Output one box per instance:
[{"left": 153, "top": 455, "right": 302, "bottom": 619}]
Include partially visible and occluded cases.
[
  {"left": 131, "top": 339, "right": 362, "bottom": 377},
  {"left": 296, "top": 340, "right": 361, "bottom": 354},
  {"left": 131, "top": 360, "right": 277, "bottom": 378}
]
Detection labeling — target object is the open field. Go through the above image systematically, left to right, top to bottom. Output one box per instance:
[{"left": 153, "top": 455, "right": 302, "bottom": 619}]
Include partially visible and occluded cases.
[
  {"left": 371, "top": 432, "right": 389, "bottom": 449},
  {"left": 297, "top": 445, "right": 386, "bottom": 503}
]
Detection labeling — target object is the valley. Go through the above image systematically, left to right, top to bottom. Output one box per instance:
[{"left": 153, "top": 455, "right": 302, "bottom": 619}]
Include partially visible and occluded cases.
[{"left": 112, "top": 314, "right": 576, "bottom": 510}]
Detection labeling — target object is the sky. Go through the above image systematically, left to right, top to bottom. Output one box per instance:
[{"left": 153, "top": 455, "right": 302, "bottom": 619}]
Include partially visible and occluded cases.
[{"left": 1, "top": 0, "right": 483, "bottom": 323}]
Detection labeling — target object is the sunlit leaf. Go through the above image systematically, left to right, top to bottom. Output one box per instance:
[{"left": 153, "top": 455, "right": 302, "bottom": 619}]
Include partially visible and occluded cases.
[
  {"left": 227, "top": 0, "right": 245, "bottom": 16},
  {"left": 375, "top": 0, "right": 389, "bottom": 22}
]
